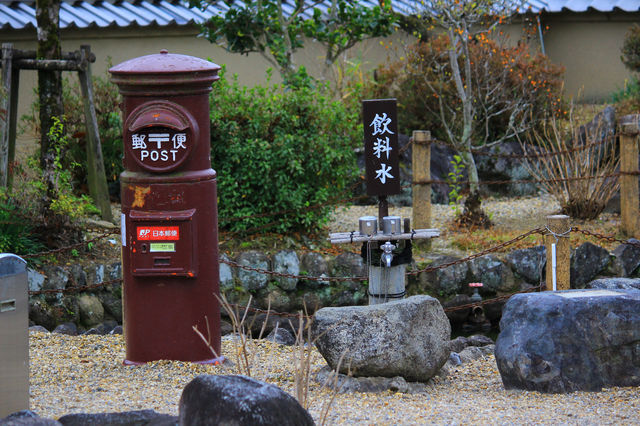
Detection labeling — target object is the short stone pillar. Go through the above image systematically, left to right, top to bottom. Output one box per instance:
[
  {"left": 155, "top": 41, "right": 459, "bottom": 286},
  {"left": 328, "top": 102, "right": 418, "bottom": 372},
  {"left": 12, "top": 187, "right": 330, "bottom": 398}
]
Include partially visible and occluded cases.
[{"left": 0, "top": 254, "right": 28, "bottom": 416}]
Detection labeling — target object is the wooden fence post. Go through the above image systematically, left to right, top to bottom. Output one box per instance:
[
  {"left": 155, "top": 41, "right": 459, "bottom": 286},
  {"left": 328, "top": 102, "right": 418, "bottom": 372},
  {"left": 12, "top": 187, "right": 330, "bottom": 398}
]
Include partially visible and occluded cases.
[
  {"left": 0, "top": 43, "right": 13, "bottom": 188},
  {"left": 78, "top": 45, "right": 113, "bottom": 222},
  {"left": 619, "top": 114, "right": 640, "bottom": 238},
  {"left": 412, "top": 130, "right": 431, "bottom": 249},
  {"left": 545, "top": 214, "right": 571, "bottom": 291}
]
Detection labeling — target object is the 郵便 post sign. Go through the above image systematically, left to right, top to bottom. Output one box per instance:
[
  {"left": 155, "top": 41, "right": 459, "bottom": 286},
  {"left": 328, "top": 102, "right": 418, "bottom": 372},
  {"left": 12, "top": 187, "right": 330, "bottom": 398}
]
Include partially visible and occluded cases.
[
  {"left": 362, "top": 99, "right": 401, "bottom": 196},
  {"left": 130, "top": 128, "right": 189, "bottom": 169}
]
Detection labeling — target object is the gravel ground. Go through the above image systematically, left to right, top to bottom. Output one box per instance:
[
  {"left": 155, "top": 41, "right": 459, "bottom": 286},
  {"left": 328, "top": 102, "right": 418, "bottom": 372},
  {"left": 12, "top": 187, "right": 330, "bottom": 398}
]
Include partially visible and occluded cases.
[
  {"left": 326, "top": 194, "right": 562, "bottom": 234},
  {"left": 29, "top": 331, "right": 640, "bottom": 425}
]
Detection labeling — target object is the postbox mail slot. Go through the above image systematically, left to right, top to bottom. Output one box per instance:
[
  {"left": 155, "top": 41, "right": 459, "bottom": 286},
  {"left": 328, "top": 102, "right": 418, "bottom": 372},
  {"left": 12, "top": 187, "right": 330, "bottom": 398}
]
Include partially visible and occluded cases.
[{"left": 129, "top": 209, "right": 197, "bottom": 277}]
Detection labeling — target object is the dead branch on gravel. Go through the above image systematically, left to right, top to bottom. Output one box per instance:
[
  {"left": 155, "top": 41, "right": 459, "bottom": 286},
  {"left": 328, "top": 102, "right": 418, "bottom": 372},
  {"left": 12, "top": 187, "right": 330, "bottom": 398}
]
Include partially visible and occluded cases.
[
  {"left": 193, "top": 293, "right": 271, "bottom": 376},
  {"left": 289, "top": 304, "right": 349, "bottom": 425}
]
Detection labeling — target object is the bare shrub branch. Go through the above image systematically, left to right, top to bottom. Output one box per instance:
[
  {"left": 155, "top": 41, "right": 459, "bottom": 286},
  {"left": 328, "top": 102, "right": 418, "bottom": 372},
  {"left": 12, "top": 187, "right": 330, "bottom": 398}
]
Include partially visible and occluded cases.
[{"left": 520, "top": 106, "right": 620, "bottom": 220}]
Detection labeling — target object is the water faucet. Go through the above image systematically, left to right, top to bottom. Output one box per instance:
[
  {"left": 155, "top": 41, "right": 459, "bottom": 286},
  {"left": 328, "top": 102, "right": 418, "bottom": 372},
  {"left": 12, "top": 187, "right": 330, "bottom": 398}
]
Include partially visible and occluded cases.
[{"left": 380, "top": 241, "right": 396, "bottom": 268}]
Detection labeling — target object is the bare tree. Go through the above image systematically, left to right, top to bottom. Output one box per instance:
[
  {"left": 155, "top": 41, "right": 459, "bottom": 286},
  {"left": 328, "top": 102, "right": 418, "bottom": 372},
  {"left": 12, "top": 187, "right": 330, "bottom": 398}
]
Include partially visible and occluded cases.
[{"left": 415, "top": 0, "right": 530, "bottom": 204}]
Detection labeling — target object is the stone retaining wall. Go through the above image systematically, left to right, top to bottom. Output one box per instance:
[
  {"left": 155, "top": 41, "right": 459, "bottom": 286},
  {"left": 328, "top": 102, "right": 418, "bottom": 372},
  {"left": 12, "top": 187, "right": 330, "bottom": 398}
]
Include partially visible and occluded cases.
[{"left": 26, "top": 238, "right": 640, "bottom": 332}]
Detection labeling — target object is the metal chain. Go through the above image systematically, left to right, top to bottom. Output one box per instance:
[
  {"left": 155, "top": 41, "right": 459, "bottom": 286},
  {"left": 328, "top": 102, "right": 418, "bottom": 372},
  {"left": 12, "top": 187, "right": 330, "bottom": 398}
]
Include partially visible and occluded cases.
[
  {"left": 471, "top": 138, "right": 613, "bottom": 159},
  {"left": 218, "top": 178, "right": 366, "bottom": 224},
  {"left": 571, "top": 226, "right": 640, "bottom": 248},
  {"left": 406, "top": 227, "right": 546, "bottom": 275},
  {"left": 22, "top": 231, "right": 118, "bottom": 259},
  {"left": 220, "top": 258, "right": 368, "bottom": 282},
  {"left": 28, "top": 277, "right": 123, "bottom": 296},
  {"left": 443, "top": 284, "right": 545, "bottom": 312},
  {"left": 225, "top": 303, "right": 311, "bottom": 319}
]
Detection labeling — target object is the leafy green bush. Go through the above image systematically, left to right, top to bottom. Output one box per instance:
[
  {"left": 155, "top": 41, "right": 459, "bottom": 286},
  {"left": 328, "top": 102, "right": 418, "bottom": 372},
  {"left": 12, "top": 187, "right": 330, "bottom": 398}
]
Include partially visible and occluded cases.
[
  {"left": 622, "top": 24, "right": 640, "bottom": 73},
  {"left": 616, "top": 25, "right": 640, "bottom": 114},
  {"left": 367, "top": 35, "right": 565, "bottom": 141},
  {"left": 210, "top": 69, "right": 361, "bottom": 233},
  {"left": 610, "top": 76, "right": 640, "bottom": 115},
  {"left": 2, "top": 117, "right": 97, "bottom": 251},
  {"left": 0, "top": 202, "right": 45, "bottom": 256}
]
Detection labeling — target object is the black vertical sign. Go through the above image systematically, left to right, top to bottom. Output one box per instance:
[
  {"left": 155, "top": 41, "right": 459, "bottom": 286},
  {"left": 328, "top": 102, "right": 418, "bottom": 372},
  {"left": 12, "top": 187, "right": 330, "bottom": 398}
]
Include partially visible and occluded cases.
[{"left": 362, "top": 98, "right": 401, "bottom": 196}]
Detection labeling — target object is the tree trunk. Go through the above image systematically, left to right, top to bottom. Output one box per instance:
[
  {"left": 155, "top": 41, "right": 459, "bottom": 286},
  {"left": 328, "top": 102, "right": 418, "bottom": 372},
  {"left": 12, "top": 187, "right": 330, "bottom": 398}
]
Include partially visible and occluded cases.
[
  {"left": 36, "top": 0, "right": 63, "bottom": 168},
  {"left": 458, "top": 148, "right": 479, "bottom": 195}
]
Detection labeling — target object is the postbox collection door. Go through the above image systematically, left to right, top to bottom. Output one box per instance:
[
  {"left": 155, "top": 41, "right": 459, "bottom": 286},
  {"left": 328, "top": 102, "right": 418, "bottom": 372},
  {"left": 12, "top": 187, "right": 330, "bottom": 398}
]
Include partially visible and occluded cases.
[{"left": 127, "top": 208, "right": 197, "bottom": 277}]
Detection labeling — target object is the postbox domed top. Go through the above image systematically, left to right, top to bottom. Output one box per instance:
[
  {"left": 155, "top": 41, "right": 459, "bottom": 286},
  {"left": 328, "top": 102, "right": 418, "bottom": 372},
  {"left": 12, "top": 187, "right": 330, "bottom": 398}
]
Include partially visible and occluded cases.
[{"left": 110, "top": 50, "right": 221, "bottom": 75}]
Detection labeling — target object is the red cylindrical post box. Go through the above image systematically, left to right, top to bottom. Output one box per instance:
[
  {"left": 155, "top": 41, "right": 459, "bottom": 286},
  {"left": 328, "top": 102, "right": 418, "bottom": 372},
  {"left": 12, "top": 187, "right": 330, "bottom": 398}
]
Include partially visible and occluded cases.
[{"left": 109, "top": 51, "right": 222, "bottom": 364}]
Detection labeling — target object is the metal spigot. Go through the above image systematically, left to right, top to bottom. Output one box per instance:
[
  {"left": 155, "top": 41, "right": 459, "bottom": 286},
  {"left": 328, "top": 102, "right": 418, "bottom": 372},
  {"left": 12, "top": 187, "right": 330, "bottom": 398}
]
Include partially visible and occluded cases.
[
  {"left": 380, "top": 241, "right": 396, "bottom": 268},
  {"left": 469, "top": 282, "right": 483, "bottom": 303}
]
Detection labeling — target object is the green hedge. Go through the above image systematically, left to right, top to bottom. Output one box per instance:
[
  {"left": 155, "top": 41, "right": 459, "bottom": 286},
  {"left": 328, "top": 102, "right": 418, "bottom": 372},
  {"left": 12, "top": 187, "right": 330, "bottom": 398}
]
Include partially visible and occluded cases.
[{"left": 210, "top": 70, "right": 361, "bottom": 233}]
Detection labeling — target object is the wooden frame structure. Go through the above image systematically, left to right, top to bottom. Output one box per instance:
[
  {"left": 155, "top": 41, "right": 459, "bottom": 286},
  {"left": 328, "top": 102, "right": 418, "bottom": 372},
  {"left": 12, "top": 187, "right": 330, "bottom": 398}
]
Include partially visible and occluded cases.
[{"left": 0, "top": 43, "right": 112, "bottom": 222}]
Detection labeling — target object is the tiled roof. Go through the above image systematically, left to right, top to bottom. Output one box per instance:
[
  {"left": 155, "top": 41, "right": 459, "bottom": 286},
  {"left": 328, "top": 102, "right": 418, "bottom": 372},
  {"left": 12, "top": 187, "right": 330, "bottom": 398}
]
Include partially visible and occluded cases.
[
  {"left": 0, "top": 0, "right": 638, "bottom": 32},
  {"left": 543, "top": 0, "right": 640, "bottom": 12}
]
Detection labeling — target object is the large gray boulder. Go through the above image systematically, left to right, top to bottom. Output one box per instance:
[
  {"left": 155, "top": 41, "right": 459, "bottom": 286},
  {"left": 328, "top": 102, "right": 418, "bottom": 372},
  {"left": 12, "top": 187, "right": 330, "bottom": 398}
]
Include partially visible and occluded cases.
[
  {"left": 495, "top": 289, "right": 640, "bottom": 393},
  {"left": 312, "top": 295, "right": 450, "bottom": 382},
  {"left": 179, "top": 375, "right": 314, "bottom": 426}
]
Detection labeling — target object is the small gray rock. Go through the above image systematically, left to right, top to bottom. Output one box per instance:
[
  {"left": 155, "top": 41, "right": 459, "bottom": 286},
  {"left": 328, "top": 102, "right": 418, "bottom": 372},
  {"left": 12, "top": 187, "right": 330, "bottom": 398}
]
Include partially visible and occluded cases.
[
  {"left": 612, "top": 239, "right": 640, "bottom": 277},
  {"left": 570, "top": 242, "right": 610, "bottom": 288},
  {"left": 505, "top": 246, "right": 546, "bottom": 284},
  {"left": 272, "top": 250, "right": 300, "bottom": 291},
  {"left": 236, "top": 251, "right": 270, "bottom": 291},
  {"left": 300, "top": 252, "right": 330, "bottom": 288},
  {"left": 219, "top": 254, "right": 235, "bottom": 292},
  {"left": 469, "top": 254, "right": 517, "bottom": 294},
  {"left": 27, "top": 268, "right": 46, "bottom": 293},
  {"left": 77, "top": 294, "right": 104, "bottom": 328},
  {"left": 52, "top": 322, "right": 77, "bottom": 336},
  {"left": 265, "top": 327, "right": 296, "bottom": 346},
  {"left": 458, "top": 346, "right": 486, "bottom": 364},
  {"left": 449, "top": 352, "right": 462, "bottom": 366},
  {"left": 314, "top": 366, "right": 428, "bottom": 394},
  {"left": 1, "top": 410, "right": 61, "bottom": 425},
  {"left": 57, "top": 410, "right": 176, "bottom": 426}
]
